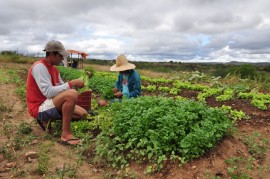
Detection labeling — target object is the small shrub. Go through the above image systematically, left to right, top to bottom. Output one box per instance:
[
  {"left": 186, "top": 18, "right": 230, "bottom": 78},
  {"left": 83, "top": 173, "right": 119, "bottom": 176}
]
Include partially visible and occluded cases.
[
  {"left": 233, "top": 64, "right": 258, "bottom": 79},
  {"left": 263, "top": 65, "right": 270, "bottom": 72},
  {"left": 212, "top": 67, "right": 231, "bottom": 78}
]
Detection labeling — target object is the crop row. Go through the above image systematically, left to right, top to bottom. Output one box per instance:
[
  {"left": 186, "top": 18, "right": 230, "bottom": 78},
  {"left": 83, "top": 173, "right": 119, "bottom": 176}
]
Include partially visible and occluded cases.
[{"left": 56, "top": 67, "right": 254, "bottom": 173}]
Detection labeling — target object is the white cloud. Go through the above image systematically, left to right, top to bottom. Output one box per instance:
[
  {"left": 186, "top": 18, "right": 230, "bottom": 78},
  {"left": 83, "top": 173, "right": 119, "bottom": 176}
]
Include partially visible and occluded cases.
[{"left": 0, "top": 0, "right": 270, "bottom": 62}]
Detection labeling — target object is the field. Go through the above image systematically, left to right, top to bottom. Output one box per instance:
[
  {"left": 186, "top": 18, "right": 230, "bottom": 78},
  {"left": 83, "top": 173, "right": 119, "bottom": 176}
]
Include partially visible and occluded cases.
[{"left": 0, "top": 55, "right": 270, "bottom": 178}]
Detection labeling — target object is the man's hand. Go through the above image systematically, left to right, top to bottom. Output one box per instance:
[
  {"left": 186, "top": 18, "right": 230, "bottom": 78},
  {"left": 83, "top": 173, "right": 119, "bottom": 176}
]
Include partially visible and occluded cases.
[
  {"left": 86, "top": 71, "right": 93, "bottom": 78},
  {"left": 70, "top": 79, "right": 84, "bottom": 88},
  {"left": 114, "top": 91, "right": 123, "bottom": 98}
]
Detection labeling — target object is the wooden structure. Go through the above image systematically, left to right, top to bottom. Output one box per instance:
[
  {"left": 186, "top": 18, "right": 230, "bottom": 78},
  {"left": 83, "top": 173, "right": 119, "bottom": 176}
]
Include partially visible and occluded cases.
[{"left": 66, "top": 50, "right": 88, "bottom": 69}]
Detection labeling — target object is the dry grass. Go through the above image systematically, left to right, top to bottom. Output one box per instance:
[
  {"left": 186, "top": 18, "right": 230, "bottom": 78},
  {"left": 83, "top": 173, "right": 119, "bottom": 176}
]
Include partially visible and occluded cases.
[
  {"left": 85, "top": 63, "right": 174, "bottom": 79},
  {"left": 85, "top": 64, "right": 110, "bottom": 72},
  {"left": 137, "top": 69, "right": 173, "bottom": 78}
]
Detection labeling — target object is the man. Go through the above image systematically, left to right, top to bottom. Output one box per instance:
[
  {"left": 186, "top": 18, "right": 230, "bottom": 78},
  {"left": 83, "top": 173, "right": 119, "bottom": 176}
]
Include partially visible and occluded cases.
[
  {"left": 26, "top": 40, "right": 87, "bottom": 145},
  {"left": 110, "top": 54, "right": 141, "bottom": 99}
]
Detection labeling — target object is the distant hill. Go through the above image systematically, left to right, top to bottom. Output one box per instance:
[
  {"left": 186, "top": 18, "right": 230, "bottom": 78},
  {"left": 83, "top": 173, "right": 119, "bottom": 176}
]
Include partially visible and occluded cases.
[
  {"left": 199, "top": 61, "right": 270, "bottom": 66},
  {"left": 226, "top": 61, "right": 270, "bottom": 66}
]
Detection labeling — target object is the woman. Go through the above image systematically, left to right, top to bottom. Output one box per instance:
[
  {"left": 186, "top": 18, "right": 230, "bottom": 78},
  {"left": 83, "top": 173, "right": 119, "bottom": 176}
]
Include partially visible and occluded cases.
[
  {"left": 98, "top": 54, "right": 141, "bottom": 106},
  {"left": 110, "top": 54, "right": 141, "bottom": 99}
]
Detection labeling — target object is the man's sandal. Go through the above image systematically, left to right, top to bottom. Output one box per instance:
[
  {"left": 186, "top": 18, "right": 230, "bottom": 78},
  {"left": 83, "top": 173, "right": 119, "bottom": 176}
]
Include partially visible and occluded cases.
[{"left": 59, "top": 138, "right": 81, "bottom": 146}]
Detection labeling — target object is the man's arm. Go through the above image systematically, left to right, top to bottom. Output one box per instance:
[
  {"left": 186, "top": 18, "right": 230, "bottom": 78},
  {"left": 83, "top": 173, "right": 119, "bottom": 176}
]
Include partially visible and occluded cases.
[
  {"left": 32, "top": 64, "right": 70, "bottom": 98},
  {"left": 58, "top": 73, "right": 65, "bottom": 85}
]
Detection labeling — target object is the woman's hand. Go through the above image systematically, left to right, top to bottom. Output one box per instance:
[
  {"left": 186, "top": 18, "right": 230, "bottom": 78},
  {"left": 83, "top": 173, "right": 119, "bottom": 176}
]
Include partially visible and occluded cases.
[
  {"left": 112, "top": 88, "right": 118, "bottom": 93},
  {"left": 114, "top": 91, "right": 123, "bottom": 98},
  {"left": 98, "top": 100, "right": 108, "bottom": 106}
]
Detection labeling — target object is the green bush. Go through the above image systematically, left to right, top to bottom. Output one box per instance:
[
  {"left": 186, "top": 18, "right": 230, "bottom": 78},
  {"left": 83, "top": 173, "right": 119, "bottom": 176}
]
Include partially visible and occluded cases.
[
  {"left": 1, "top": 51, "right": 16, "bottom": 55},
  {"left": 0, "top": 53, "right": 29, "bottom": 64},
  {"left": 233, "top": 64, "right": 258, "bottom": 79},
  {"left": 263, "top": 65, "right": 270, "bottom": 72},
  {"left": 212, "top": 66, "right": 231, "bottom": 78}
]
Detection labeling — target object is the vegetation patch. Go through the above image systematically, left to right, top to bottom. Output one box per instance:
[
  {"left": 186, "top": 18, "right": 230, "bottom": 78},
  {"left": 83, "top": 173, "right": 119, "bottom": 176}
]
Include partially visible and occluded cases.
[
  {"left": 95, "top": 96, "right": 233, "bottom": 173},
  {"left": 240, "top": 132, "right": 270, "bottom": 161}
]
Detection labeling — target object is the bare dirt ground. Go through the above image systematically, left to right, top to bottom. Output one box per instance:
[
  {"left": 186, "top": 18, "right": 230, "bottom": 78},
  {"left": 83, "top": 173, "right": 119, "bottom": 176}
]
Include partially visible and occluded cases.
[
  {"left": 0, "top": 62, "right": 270, "bottom": 178},
  {"left": 0, "top": 84, "right": 103, "bottom": 179}
]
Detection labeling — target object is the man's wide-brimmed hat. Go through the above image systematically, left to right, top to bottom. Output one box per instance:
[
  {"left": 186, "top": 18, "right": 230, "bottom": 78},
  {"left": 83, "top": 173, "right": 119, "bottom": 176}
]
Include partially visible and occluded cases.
[
  {"left": 43, "top": 40, "right": 70, "bottom": 56},
  {"left": 110, "top": 54, "right": 136, "bottom": 72}
]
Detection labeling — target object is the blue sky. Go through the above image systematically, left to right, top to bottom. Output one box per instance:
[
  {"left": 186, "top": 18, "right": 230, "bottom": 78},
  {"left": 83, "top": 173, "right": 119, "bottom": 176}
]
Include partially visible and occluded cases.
[{"left": 1, "top": 0, "right": 270, "bottom": 63}]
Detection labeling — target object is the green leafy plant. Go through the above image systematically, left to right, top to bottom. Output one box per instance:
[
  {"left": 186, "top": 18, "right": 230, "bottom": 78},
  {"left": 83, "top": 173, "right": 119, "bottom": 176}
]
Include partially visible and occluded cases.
[
  {"left": 84, "top": 66, "right": 95, "bottom": 77},
  {"left": 146, "top": 85, "right": 156, "bottom": 92},
  {"left": 158, "top": 86, "right": 170, "bottom": 92},
  {"left": 103, "top": 88, "right": 115, "bottom": 100},
  {"left": 169, "top": 88, "right": 180, "bottom": 95},
  {"left": 197, "top": 88, "right": 222, "bottom": 102},
  {"left": 216, "top": 88, "right": 234, "bottom": 102},
  {"left": 238, "top": 91, "right": 270, "bottom": 110},
  {"left": 95, "top": 96, "right": 232, "bottom": 172},
  {"left": 220, "top": 105, "right": 249, "bottom": 121},
  {"left": 71, "top": 120, "right": 99, "bottom": 139},
  {"left": 3, "top": 122, "right": 13, "bottom": 140},
  {"left": 17, "top": 122, "right": 32, "bottom": 135},
  {"left": 240, "top": 132, "right": 270, "bottom": 161},
  {"left": 37, "top": 142, "right": 53, "bottom": 175},
  {"left": 0, "top": 145, "right": 16, "bottom": 161},
  {"left": 225, "top": 156, "right": 254, "bottom": 178},
  {"left": 56, "top": 163, "right": 79, "bottom": 179}
]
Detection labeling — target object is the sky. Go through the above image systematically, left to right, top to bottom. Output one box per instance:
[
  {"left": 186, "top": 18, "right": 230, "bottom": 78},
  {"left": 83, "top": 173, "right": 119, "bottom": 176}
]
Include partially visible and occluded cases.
[{"left": 1, "top": 0, "right": 270, "bottom": 63}]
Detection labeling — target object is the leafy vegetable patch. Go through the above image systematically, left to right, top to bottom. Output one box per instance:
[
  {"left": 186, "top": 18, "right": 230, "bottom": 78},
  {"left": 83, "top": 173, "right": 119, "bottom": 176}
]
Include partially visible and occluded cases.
[{"left": 96, "top": 96, "right": 233, "bottom": 172}]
